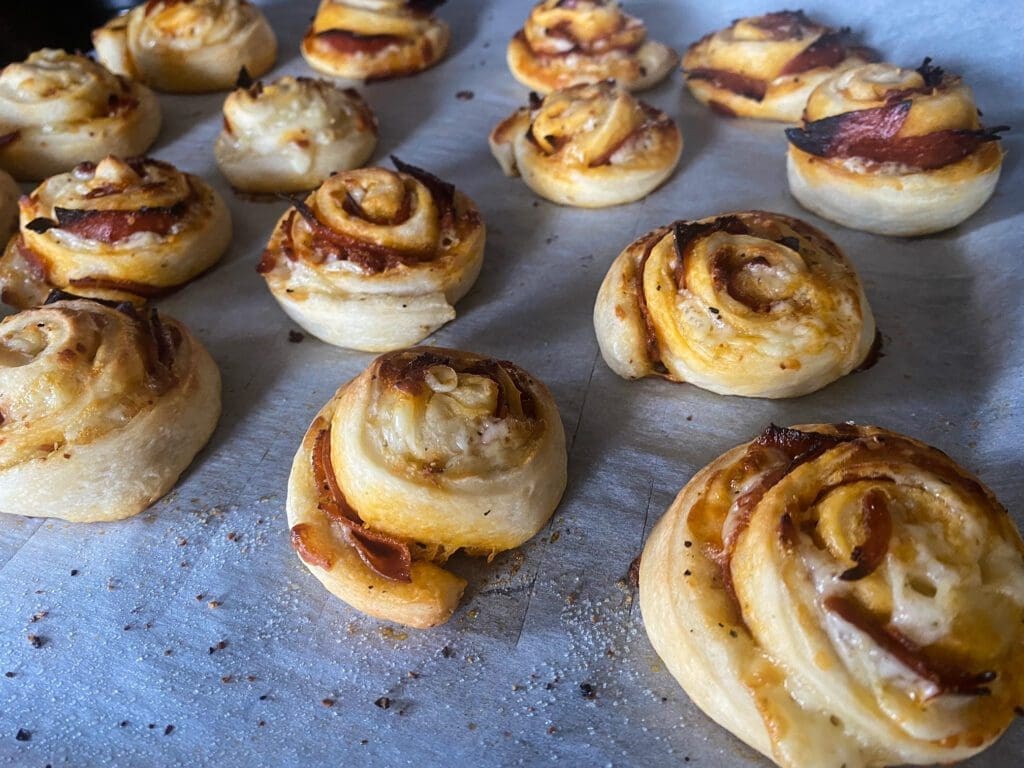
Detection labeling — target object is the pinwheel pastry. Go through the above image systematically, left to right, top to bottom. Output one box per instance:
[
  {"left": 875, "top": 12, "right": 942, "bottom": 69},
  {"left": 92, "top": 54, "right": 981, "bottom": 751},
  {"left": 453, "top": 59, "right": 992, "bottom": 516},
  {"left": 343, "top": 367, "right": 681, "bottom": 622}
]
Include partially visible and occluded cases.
[
  {"left": 93, "top": 0, "right": 277, "bottom": 93},
  {"left": 301, "top": 0, "right": 449, "bottom": 81},
  {"left": 508, "top": 0, "right": 677, "bottom": 93},
  {"left": 683, "top": 10, "right": 873, "bottom": 122},
  {"left": 0, "top": 49, "right": 160, "bottom": 181},
  {"left": 786, "top": 60, "right": 1008, "bottom": 236},
  {"left": 216, "top": 76, "right": 378, "bottom": 194},
  {"left": 489, "top": 81, "right": 682, "bottom": 208},
  {"left": 0, "top": 156, "right": 231, "bottom": 309},
  {"left": 258, "top": 158, "right": 484, "bottom": 352},
  {"left": 0, "top": 170, "right": 17, "bottom": 239},
  {"left": 594, "top": 211, "right": 875, "bottom": 398},
  {"left": 0, "top": 296, "right": 221, "bottom": 522},
  {"left": 287, "top": 347, "right": 567, "bottom": 628},
  {"left": 640, "top": 423, "right": 1024, "bottom": 768}
]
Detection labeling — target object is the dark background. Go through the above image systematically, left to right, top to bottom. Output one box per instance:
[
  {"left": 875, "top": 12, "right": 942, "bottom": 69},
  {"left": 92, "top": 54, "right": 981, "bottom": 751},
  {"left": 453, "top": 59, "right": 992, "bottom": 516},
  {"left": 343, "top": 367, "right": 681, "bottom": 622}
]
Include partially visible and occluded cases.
[{"left": 0, "top": 0, "right": 136, "bottom": 64}]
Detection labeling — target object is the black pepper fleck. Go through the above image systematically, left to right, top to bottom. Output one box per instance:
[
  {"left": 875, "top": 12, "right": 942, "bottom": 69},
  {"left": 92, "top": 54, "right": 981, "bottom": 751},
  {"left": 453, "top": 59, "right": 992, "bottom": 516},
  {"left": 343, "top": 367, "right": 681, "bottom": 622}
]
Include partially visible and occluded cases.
[
  {"left": 288, "top": 330, "right": 305, "bottom": 343},
  {"left": 579, "top": 683, "right": 596, "bottom": 699},
  {"left": 164, "top": 725, "right": 175, "bottom": 736},
  {"left": 15, "top": 729, "right": 31, "bottom": 742}
]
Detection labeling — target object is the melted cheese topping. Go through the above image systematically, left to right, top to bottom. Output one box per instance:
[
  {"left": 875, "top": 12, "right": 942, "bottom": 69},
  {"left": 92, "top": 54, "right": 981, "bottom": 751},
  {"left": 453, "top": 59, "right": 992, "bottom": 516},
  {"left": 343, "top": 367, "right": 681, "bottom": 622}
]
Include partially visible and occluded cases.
[
  {"left": 523, "top": 0, "right": 645, "bottom": 55},
  {"left": 690, "top": 13, "right": 828, "bottom": 79},
  {"left": 0, "top": 49, "right": 131, "bottom": 127}
]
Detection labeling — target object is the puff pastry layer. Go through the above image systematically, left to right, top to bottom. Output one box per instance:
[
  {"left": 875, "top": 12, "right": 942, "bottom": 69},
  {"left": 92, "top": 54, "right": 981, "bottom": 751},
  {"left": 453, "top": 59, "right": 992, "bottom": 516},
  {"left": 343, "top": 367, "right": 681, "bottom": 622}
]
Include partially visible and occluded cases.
[
  {"left": 93, "top": 0, "right": 277, "bottom": 93},
  {"left": 301, "top": 0, "right": 449, "bottom": 81},
  {"left": 508, "top": 0, "right": 677, "bottom": 93},
  {"left": 683, "top": 10, "right": 873, "bottom": 122},
  {"left": 0, "top": 49, "right": 160, "bottom": 181},
  {"left": 786, "top": 60, "right": 1007, "bottom": 236},
  {"left": 216, "top": 76, "right": 378, "bottom": 194},
  {"left": 490, "top": 81, "right": 681, "bottom": 208},
  {"left": 0, "top": 156, "right": 232, "bottom": 309},
  {"left": 258, "top": 158, "right": 484, "bottom": 351},
  {"left": 594, "top": 211, "right": 876, "bottom": 398},
  {"left": 0, "top": 297, "right": 221, "bottom": 522},
  {"left": 287, "top": 347, "right": 567, "bottom": 628},
  {"left": 641, "top": 423, "right": 1024, "bottom": 768}
]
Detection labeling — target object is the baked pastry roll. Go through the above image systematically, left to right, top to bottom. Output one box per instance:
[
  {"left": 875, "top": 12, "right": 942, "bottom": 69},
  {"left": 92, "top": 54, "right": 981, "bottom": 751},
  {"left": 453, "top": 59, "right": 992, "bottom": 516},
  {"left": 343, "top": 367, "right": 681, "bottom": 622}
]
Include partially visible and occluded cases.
[
  {"left": 93, "top": 0, "right": 277, "bottom": 93},
  {"left": 301, "top": 0, "right": 449, "bottom": 81},
  {"left": 508, "top": 0, "right": 677, "bottom": 93},
  {"left": 683, "top": 10, "right": 873, "bottom": 122},
  {"left": 0, "top": 49, "right": 160, "bottom": 181},
  {"left": 786, "top": 60, "right": 1007, "bottom": 236},
  {"left": 216, "top": 76, "right": 378, "bottom": 194},
  {"left": 489, "top": 81, "right": 682, "bottom": 208},
  {"left": 0, "top": 156, "right": 231, "bottom": 309},
  {"left": 258, "top": 158, "right": 484, "bottom": 352},
  {"left": 0, "top": 170, "right": 17, "bottom": 239},
  {"left": 594, "top": 211, "right": 875, "bottom": 398},
  {"left": 0, "top": 296, "right": 221, "bottom": 522},
  {"left": 287, "top": 347, "right": 567, "bottom": 628},
  {"left": 640, "top": 423, "right": 1024, "bottom": 768}
]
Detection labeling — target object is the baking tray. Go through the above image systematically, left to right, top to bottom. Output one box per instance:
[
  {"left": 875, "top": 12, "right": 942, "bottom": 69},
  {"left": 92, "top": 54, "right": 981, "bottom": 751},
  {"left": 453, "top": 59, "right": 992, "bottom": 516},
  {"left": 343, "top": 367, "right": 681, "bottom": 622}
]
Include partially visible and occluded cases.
[{"left": 1, "top": 1, "right": 1021, "bottom": 765}]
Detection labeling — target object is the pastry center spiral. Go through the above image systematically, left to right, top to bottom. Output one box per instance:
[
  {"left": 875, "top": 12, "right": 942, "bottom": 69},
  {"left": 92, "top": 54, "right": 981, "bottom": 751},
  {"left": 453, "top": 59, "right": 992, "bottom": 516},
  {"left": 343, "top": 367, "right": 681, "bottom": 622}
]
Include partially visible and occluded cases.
[
  {"left": 140, "top": 0, "right": 255, "bottom": 48},
  {"left": 526, "top": 1, "right": 642, "bottom": 55},
  {"left": 0, "top": 50, "right": 128, "bottom": 124},
  {"left": 530, "top": 82, "right": 644, "bottom": 164},
  {"left": 369, "top": 352, "right": 542, "bottom": 478}
]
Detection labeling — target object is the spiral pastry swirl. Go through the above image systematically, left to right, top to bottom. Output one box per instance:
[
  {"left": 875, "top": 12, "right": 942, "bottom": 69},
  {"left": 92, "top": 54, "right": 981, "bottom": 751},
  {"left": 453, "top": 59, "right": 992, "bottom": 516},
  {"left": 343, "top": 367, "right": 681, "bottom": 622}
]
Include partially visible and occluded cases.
[
  {"left": 93, "top": 0, "right": 277, "bottom": 93},
  {"left": 301, "top": 0, "right": 450, "bottom": 81},
  {"left": 508, "top": 0, "right": 677, "bottom": 93},
  {"left": 683, "top": 10, "right": 873, "bottom": 122},
  {"left": 0, "top": 50, "right": 160, "bottom": 181},
  {"left": 786, "top": 60, "right": 1007, "bottom": 236},
  {"left": 216, "top": 76, "right": 379, "bottom": 194},
  {"left": 490, "top": 81, "right": 682, "bottom": 208},
  {"left": 0, "top": 156, "right": 232, "bottom": 309},
  {"left": 259, "top": 158, "right": 484, "bottom": 352},
  {"left": 594, "top": 211, "right": 876, "bottom": 398},
  {"left": 0, "top": 297, "right": 221, "bottom": 522},
  {"left": 287, "top": 347, "right": 567, "bottom": 628},
  {"left": 640, "top": 423, "right": 1024, "bottom": 768}
]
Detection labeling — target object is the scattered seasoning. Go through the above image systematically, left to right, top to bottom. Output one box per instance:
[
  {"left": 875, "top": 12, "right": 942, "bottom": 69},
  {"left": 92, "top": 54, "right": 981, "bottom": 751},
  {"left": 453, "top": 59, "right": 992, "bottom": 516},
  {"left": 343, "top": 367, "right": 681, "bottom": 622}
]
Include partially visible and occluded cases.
[
  {"left": 455, "top": 90, "right": 474, "bottom": 101},
  {"left": 288, "top": 330, "right": 305, "bottom": 343},
  {"left": 686, "top": 415, "right": 693, "bottom": 422},
  {"left": 226, "top": 532, "right": 237, "bottom": 541},
  {"left": 177, "top": 538, "right": 188, "bottom": 546},
  {"left": 684, "top": 540, "right": 692, "bottom": 548},
  {"left": 70, "top": 569, "right": 79, "bottom": 576},
  {"left": 683, "top": 570, "right": 691, "bottom": 576},
  {"left": 195, "top": 594, "right": 205, "bottom": 602},
  {"left": 208, "top": 601, "right": 222, "bottom": 609},
  {"left": 29, "top": 611, "right": 47, "bottom": 623},
  {"left": 729, "top": 630, "right": 738, "bottom": 638},
  {"left": 26, "top": 635, "right": 45, "bottom": 649},
  {"left": 209, "top": 640, "right": 228, "bottom": 654},
  {"left": 441, "top": 646, "right": 454, "bottom": 658},
  {"left": 164, "top": 649, "right": 173, "bottom": 656},
  {"left": 4, "top": 672, "right": 14, "bottom": 678},
  {"left": 221, "top": 675, "right": 234, "bottom": 684},
  {"left": 246, "top": 675, "right": 256, "bottom": 683},
  {"left": 579, "top": 683, "right": 596, "bottom": 699},
  {"left": 259, "top": 694, "right": 269, "bottom": 701},
  {"left": 374, "top": 697, "right": 391, "bottom": 710},
  {"left": 321, "top": 699, "right": 335, "bottom": 707},
  {"left": 1015, "top": 706, "right": 1024, "bottom": 717},
  {"left": 258, "top": 720, "right": 266, "bottom": 727},
  {"left": 119, "top": 721, "right": 129, "bottom": 728},
  {"left": 467, "top": 722, "right": 477, "bottom": 731},
  {"left": 148, "top": 724, "right": 156, "bottom": 730},
  {"left": 164, "top": 725, "right": 175, "bottom": 736},
  {"left": 547, "top": 726, "right": 557, "bottom": 735},
  {"left": 15, "top": 729, "right": 31, "bottom": 742}
]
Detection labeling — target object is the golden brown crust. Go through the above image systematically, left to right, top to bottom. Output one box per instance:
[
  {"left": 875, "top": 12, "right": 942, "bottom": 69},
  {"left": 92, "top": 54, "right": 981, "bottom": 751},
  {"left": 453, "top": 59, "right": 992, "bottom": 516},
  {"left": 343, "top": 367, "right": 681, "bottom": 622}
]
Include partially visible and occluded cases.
[
  {"left": 301, "top": 0, "right": 449, "bottom": 81},
  {"left": 508, "top": 0, "right": 677, "bottom": 93},
  {"left": 683, "top": 11, "right": 873, "bottom": 122},
  {"left": 0, "top": 156, "right": 231, "bottom": 308},
  {"left": 258, "top": 160, "right": 484, "bottom": 352},
  {"left": 594, "top": 211, "right": 876, "bottom": 397},
  {"left": 286, "top": 346, "right": 567, "bottom": 628},
  {"left": 640, "top": 423, "right": 1024, "bottom": 767}
]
